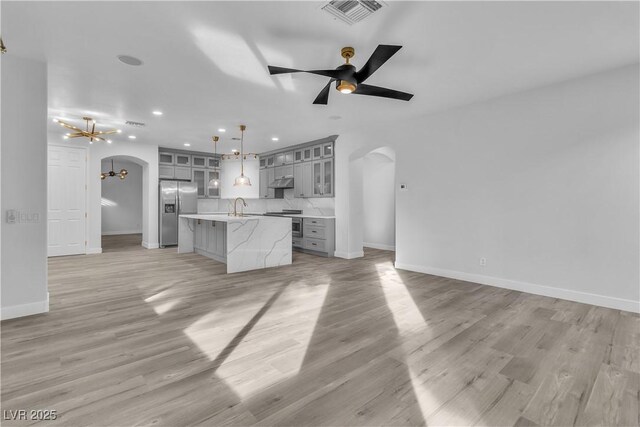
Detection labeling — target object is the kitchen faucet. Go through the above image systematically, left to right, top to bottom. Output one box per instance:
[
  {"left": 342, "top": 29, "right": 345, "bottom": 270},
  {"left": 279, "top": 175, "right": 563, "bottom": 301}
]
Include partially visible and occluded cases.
[{"left": 232, "top": 197, "right": 247, "bottom": 217}]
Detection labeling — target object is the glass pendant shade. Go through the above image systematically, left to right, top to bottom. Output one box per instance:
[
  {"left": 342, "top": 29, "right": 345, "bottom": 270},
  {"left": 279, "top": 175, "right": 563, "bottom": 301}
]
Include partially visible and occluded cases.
[{"left": 233, "top": 173, "right": 251, "bottom": 187}]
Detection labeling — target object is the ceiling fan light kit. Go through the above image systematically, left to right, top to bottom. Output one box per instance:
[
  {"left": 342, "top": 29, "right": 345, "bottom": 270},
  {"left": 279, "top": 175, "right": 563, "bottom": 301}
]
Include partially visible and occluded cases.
[{"left": 268, "top": 44, "right": 414, "bottom": 105}]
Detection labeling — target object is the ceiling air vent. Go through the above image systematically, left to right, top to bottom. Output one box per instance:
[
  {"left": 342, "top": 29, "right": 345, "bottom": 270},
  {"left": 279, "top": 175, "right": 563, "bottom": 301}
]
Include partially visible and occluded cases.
[
  {"left": 321, "top": 0, "right": 386, "bottom": 25},
  {"left": 125, "top": 120, "right": 146, "bottom": 127}
]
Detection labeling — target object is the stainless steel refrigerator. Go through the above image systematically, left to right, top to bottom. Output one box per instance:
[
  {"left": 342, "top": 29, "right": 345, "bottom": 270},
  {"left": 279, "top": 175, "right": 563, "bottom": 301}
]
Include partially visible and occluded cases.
[{"left": 159, "top": 181, "right": 197, "bottom": 247}]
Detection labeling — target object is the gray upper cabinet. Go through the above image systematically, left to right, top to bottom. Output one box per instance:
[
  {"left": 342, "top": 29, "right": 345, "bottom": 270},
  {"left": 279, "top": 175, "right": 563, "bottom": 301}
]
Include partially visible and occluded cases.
[
  {"left": 323, "top": 142, "right": 333, "bottom": 158},
  {"left": 312, "top": 144, "right": 323, "bottom": 160},
  {"left": 303, "top": 147, "right": 313, "bottom": 161},
  {"left": 158, "top": 149, "right": 220, "bottom": 198},
  {"left": 294, "top": 149, "right": 303, "bottom": 163},
  {"left": 284, "top": 151, "right": 294, "bottom": 164},
  {"left": 159, "top": 152, "right": 175, "bottom": 165},
  {"left": 275, "top": 152, "right": 286, "bottom": 166},
  {"left": 175, "top": 154, "right": 191, "bottom": 167},
  {"left": 192, "top": 155, "right": 207, "bottom": 168},
  {"left": 266, "top": 156, "right": 275, "bottom": 168},
  {"left": 207, "top": 157, "right": 220, "bottom": 168},
  {"left": 259, "top": 157, "right": 267, "bottom": 168},
  {"left": 322, "top": 158, "right": 333, "bottom": 197},
  {"left": 294, "top": 161, "right": 314, "bottom": 198},
  {"left": 159, "top": 165, "right": 175, "bottom": 179},
  {"left": 174, "top": 166, "right": 191, "bottom": 180},
  {"left": 192, "top": 168, "right": 207, "bottom": 198},
  {"left": 259, "top": 168, "right": 276, "bottom": 199},
  {"left": 206, "top": 170, "right": 220, "bottom": 198}
]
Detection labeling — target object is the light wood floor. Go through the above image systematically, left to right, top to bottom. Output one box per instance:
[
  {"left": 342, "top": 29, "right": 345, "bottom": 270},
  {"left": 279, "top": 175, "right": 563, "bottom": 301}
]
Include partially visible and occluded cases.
[{"left": 2, "top": 235, "right": 638, "bottom": 426}]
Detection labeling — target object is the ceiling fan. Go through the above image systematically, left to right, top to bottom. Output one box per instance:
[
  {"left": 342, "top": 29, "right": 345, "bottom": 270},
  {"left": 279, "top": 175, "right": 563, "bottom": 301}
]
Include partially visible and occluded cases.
[
  {"left": 268, "top": 44, "right": 414, "bottom": 105},
  {"left": 54, "top": 116, "right": 121, "bottom": 143}
]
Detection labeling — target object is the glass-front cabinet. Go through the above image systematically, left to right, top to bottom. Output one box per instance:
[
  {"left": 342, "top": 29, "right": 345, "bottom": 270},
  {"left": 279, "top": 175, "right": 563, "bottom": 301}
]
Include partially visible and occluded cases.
[
  {"left": 159, "top": 152, "right": 175, "bottom": 165},
  {"left": 175, "top": 154, "right": 191, "bottom": 167},
  {"left": 192, "top": 155, "right": 207, "bottom": 168},
  {"left": 207, "top": 157, "right": 220, "bottom": 168},
  {"left": 192, "top": 169, "right": 206, "bottom": 198},
  {"left": 206, "top": 170, "right": 220, "bottom": 198}
]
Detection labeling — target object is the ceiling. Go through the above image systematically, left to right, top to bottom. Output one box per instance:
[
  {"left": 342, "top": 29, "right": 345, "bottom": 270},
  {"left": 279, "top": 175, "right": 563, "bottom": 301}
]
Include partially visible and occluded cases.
[{"left": 3, "top": 1, "right": 638, "bottom": 153}]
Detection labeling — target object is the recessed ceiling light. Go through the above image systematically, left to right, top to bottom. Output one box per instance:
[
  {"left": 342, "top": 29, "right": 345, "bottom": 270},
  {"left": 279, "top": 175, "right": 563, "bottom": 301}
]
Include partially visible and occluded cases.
[
  {"left": 117, "top": 55, "right": 143, "bottom": 66},
  {"left": 152, "top": 111, "right": 163, "bottom": 116},
  {"left": 53, "top": 118, "right": 59, "bottom": 123},
  {"left": 218, "top": 128, "right": 226, "bottom": 132},
  {"left": 117, "top": 129, "right": 122, "bottom": 133},
  {"left": 63, "top": 135, "right": 69, "bottom": 140},
  {"left": 128, "top": 135, "right": 136, "bottom": 139},
  {"left": 272, "top": 137, "right": 279, "bottom": 141},
  {"left": 107, "top": 139, "right": 112, "bottom": 144},
  {"left": 184, "top": 143, "right": 191, "bottom": 147}
]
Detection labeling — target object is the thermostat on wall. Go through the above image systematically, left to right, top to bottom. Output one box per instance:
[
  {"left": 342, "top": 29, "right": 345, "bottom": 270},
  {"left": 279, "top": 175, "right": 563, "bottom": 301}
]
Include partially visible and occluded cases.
[{"left": 399, "top": 183, "right": 408, "bottom": 191}]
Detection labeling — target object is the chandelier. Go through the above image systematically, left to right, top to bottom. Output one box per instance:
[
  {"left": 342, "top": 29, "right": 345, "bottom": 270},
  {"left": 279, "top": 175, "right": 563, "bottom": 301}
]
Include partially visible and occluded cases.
[
  {"left": 55, "top": 116, "right": 121, "bottom": 143},
  {"left": 101, "top": 159, "right": 128, "bottom": 180}
]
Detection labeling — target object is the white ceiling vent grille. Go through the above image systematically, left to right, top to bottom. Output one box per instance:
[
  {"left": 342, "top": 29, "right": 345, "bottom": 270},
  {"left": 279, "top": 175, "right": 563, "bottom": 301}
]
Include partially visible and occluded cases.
[
  {"left": 321, "top": 0, "right": 387, "bottom": 25},
  {"left": 125, "top": 120, "right": 146, "bottom": 127}
]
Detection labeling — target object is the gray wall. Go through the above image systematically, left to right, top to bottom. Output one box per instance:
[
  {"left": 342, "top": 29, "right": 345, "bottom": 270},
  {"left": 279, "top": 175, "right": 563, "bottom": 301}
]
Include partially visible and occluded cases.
[
  {"left": 1, "top": 55, "right": 49, "bottom": 319},
  {"left": 336, "top": 64, "right": 639, "bottom": 312},
  {"left": 101, "top": 159, "right": 143, "bottom": 235}
]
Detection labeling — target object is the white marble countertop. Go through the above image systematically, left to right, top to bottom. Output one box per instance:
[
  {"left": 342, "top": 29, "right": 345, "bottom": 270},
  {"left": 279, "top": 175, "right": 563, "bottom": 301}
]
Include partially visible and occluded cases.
[
  {"left": 197, "top": 212, "right": 335, "bottom": 219},
  {"left": 180, "top": 214, "right": 291, "bottom": 223}
]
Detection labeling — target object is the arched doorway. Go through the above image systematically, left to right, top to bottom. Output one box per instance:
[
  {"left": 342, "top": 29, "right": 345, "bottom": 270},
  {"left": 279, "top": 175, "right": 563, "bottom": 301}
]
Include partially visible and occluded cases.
[
  {"left": 336, "top": 145, "right": 397, "bottom": 259},
  {"left": 362, "top": 148, "right": 396, "bottom": 253},
  {"left": 100, "top": 156, "right": 144, "bottom": 252}
]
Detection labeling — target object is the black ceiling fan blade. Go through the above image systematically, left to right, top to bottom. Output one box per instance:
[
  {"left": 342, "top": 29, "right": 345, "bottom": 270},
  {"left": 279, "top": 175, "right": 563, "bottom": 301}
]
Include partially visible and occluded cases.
[
  {"left": 355, "top": 45, "right": 402, "bottom": 83},
  {"left": 268, "top": 65, "right": 350, "bottom": 81},
  {"left": 313, "top": 79, "right": 335, "bottom": 105},
  {"left": 352, "top": 84, "right": 414, "bottom": 101}
]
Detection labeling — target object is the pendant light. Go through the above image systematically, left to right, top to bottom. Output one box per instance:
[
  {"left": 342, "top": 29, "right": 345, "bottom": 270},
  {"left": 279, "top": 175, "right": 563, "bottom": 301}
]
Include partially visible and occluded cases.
[
  {"left": 233, "top": 124, "right": 252, "bottom": 187},
  {"left": 208, "top": 136, "right": 220, "bottom": 188},
  {"left": 101, "top": 159, "right": 128, "bottom": 180}
]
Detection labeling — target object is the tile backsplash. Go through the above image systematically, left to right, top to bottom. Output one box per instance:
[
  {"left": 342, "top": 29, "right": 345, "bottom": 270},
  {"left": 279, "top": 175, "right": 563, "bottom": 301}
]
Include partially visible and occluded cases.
[{"left": 197, "top": 189, "right": 335, "bottom": 215}]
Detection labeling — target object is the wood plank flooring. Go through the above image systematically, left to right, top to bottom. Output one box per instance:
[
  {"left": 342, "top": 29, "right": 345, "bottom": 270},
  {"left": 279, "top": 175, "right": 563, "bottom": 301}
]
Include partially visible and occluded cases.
[{"left": 2, "top": 235, "right": 638, "bottom": 426}]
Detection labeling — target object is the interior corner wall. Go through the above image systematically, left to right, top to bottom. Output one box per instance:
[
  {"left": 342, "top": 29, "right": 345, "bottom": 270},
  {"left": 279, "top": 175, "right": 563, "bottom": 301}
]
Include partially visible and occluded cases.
[
  {"left": 1, "top": 55, "right": 49, "bottom": 320},
  {"left": 335, "top": 64, "right": 640, "bottom": 312},
  {"left": 87, "top": 142, "right": 159, "bottom": 252},
  {"left": 363, "top": 153, "right": 396, "bottom": 251},
  {"left": 101, "top": 160, "right": 143, "bottom": 235}
]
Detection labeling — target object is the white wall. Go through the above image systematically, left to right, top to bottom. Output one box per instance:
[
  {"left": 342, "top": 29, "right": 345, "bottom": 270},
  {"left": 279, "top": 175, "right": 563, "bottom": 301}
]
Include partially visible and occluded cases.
[
  {"left": 1, "top": 55, "right": 49, "bottom": 320},
  {"left": 336, "top": 64, "right": 639, "bottom": 312},
  {"left": 87, "top": 142, "right": 158, "bottom": 251},
  {"left": 363, "top": 151, "right": 395, "bottom": 251},
  {"left": 101, "top": 159, "right": 143, "bottom": 235}
]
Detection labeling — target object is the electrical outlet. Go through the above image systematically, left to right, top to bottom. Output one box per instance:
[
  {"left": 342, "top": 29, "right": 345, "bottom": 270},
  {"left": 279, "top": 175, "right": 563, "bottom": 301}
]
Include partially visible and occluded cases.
[
  {"left": 399, "top": 183, "right": 408, "bottom": 191},
  {"left": 479, "top": 257, "right": 487, "bottom": 266}
]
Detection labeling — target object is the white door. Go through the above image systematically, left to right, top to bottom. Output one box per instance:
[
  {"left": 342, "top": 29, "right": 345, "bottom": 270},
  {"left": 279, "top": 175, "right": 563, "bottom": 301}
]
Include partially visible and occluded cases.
[{"left": 48, "top": 146, "right": 86, "bottom": 256}]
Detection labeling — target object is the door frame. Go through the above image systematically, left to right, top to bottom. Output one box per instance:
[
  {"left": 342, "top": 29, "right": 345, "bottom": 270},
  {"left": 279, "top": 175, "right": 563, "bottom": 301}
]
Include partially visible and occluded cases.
[{"left": 47, "top": 143, "right": 88, "bottom": 256}]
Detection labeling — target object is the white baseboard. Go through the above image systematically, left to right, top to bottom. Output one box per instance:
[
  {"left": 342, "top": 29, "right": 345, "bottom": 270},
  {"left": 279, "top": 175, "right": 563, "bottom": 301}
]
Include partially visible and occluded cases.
[
  {"left": 101, "top": 230, "right": 142, "bottom": 236},
  {"left": 142, "top": 241, "right": 159, "bottom": 249},
  {"left": 364, "top": 242, "right": 396, "bottom": 251},
  {"left": 86, "top": 247, "right": 102, "bottom": 254},
  {"left": 335, "top": 250, "right": 365, "bottom": 259},
  {"left": 394, "top": 262, "right": 640, "bottom": 313},
  {"left": 1, "top": 293, "right": 49, "bottom": 320}
]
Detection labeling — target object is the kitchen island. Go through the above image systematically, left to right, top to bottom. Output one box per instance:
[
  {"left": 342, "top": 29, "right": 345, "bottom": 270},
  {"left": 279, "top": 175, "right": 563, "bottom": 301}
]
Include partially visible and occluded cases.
[{"left": 178, "top": 214, "right": 292, "bottom": 273}]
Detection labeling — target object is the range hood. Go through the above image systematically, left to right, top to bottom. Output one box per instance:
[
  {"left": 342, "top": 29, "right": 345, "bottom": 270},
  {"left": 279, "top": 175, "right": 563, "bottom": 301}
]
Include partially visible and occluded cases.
[{"left": 268, "top": 176, "right": 294, "bottom": 189}]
